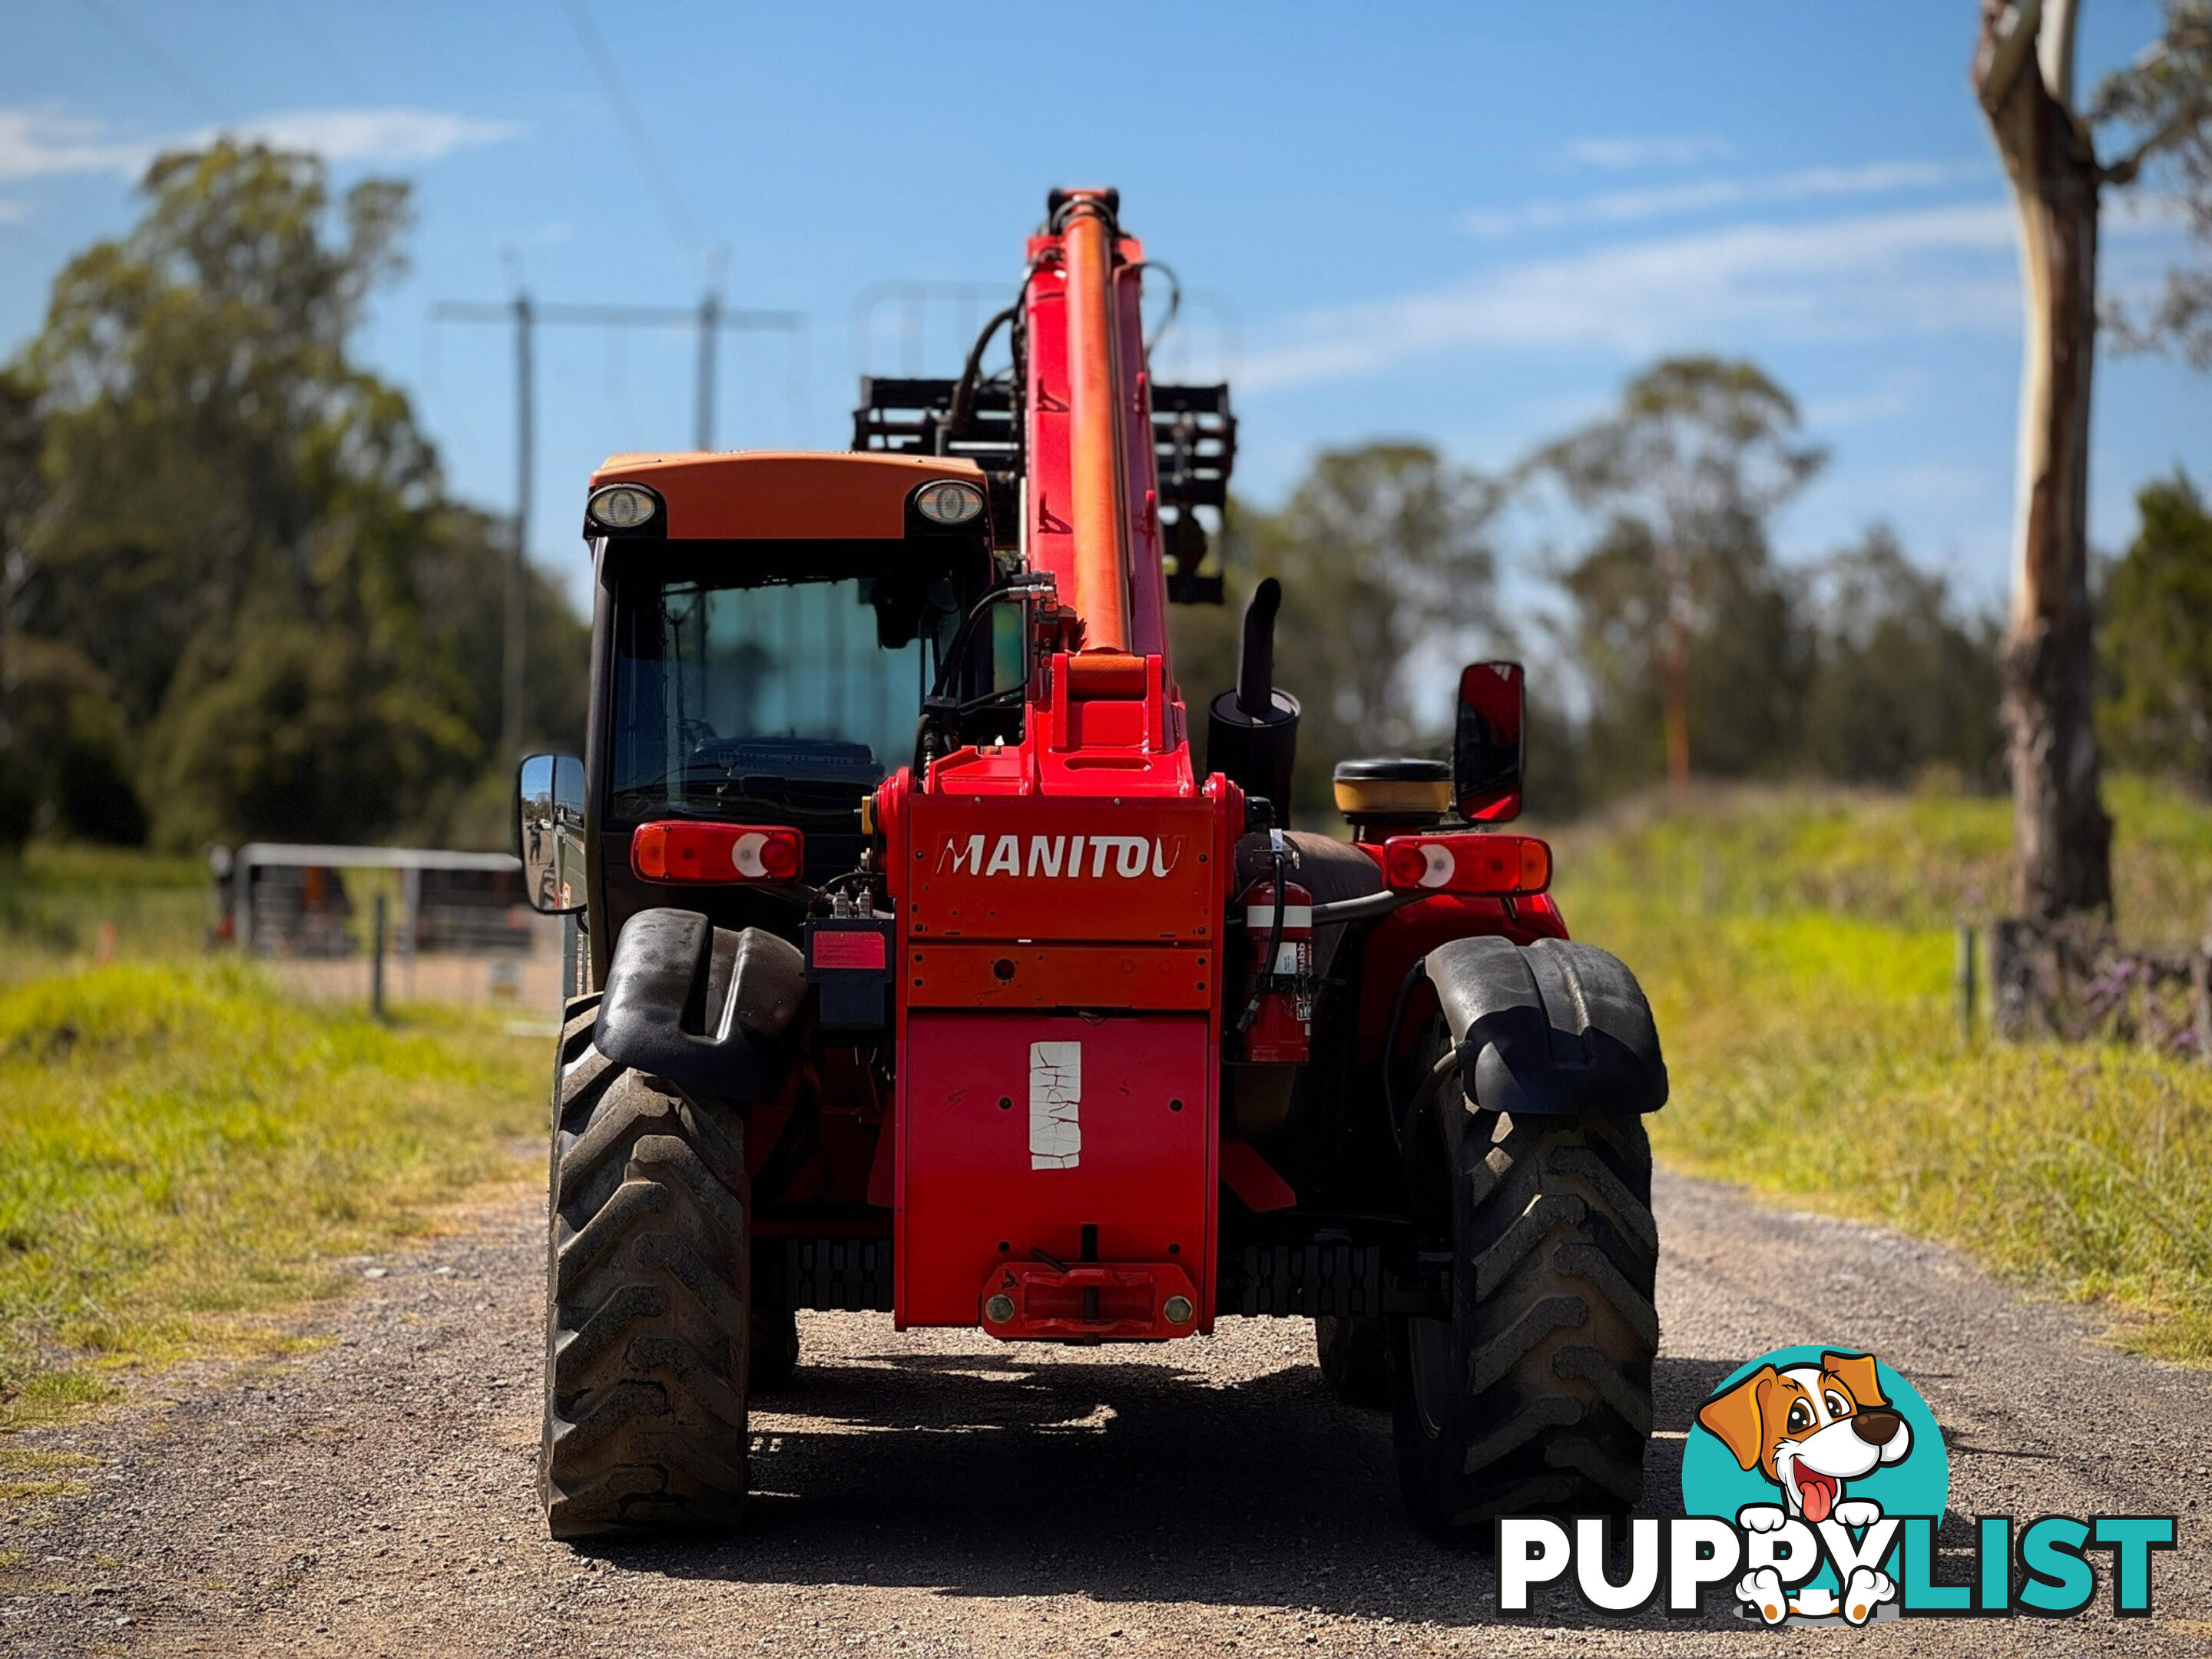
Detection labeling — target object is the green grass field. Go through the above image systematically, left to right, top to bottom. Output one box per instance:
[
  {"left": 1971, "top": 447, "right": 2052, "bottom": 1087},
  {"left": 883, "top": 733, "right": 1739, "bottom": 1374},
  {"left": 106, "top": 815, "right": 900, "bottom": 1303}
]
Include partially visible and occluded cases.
[
  {"left": 1554, "top": 778, "right": 2212, "bottom": 1362},
  {"left": 0, "top": 845, "right": 212, "bottom": 982},
  {"left": 0, "top": 960, "right": 542, "bottom": 1429}
]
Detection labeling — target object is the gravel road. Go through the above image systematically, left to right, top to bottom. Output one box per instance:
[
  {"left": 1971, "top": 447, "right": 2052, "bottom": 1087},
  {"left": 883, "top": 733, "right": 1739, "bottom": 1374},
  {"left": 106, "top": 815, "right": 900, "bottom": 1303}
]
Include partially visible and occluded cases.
[{"left": 4, "top": 1167, "right": 2206, "bottom": 1657}]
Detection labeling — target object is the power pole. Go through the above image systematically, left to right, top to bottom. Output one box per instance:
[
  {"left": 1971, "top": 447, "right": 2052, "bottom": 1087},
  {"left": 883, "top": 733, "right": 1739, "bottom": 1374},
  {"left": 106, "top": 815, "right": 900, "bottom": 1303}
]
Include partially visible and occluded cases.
[
  {"left": 696, "top": 288, "right": 719, "bottom": 451},
  {"left": 432, "top": 290, "right": 803, "bottom": 760},
  {"left": 508, "top": 290, "right": 532, "bottom": 767}
]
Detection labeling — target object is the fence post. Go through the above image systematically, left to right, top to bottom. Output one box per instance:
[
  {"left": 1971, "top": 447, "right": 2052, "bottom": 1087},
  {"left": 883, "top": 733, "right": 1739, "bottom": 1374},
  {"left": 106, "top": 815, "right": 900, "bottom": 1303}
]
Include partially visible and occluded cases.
[
  {"left": 399, "top": 863, "right": 420, "bottom": 998},
  {"left": 371, "top": 893, "right": 388, "bottom": 1022},
  {"left": 1956, "top": 922, "right": 1977, "bottom": 1043}
]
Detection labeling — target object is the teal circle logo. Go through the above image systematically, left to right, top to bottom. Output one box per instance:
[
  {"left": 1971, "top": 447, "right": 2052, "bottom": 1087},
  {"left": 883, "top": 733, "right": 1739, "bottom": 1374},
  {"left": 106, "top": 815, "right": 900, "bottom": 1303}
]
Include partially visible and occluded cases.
[
  {"left": 1491, "top": 1342, "right": 2171, "bottom": 1624},
  {"left": 1683, "top": 1346, "right": 1949, "bottom": 1618}
]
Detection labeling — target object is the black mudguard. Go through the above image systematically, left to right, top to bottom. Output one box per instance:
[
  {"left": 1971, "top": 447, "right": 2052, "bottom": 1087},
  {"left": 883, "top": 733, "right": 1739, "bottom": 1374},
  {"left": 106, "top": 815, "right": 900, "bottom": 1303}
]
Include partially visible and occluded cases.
[
  {"left": 593, "top": 908, "right": 806, "bottom": 1101},
  {"left": 1423, "top": 935, "right": 1667, "bottom": 1118}
]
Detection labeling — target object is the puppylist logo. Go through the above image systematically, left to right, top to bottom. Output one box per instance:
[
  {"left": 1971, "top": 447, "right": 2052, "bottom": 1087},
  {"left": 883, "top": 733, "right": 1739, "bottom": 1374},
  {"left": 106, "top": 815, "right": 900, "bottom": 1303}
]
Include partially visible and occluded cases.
[{"left": 1497, "top": 1345, "right": 2177, "bottom": 1624}]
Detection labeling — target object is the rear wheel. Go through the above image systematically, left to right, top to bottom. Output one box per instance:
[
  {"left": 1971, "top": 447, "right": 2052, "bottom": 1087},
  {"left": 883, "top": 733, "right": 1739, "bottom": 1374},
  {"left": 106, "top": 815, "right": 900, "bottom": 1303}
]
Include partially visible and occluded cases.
[
  {"left": 541, "top": 995, "right": 753, "bottom": 1539},
  {"left": 1390, "top": 1091, "right": 1657, "bottom": 1545},
  {"left": 1314, "top": 1316, "right": 1392, "bottom": 1408}
]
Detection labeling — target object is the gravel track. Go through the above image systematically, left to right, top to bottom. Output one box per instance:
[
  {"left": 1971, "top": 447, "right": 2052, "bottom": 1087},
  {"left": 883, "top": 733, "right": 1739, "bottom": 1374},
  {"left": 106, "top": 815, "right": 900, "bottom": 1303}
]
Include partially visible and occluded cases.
[{"left": 3, "top": 1167, "right": 2206, "bottom": 1656}]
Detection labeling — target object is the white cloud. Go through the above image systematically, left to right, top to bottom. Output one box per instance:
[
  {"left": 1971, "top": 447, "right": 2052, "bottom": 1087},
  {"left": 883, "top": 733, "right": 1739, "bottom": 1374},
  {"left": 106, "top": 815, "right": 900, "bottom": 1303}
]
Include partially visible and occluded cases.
[
  {"left": 0, "top": 104, "right": 520, "bottom": 186},
  {"left": 0, "top": 109, "right": 145, "bottom": 181},
  {"left": 216, "top": 109, "right": 522, "bottom": 164},
  {"left": 1562, "top": 134, "right": 1731, "bottom": 171},
  {"left": 1467, "top": 160, "right": 1982, "bottom": 240},
  {"left": 2104, "top": 190, "right": 2191, "bottom": 231},
  {"left": 1244, "top": 203, "right": 2024, "bottom": 391},
  {"left": 1801, "top": 370, "right": 1931, "bottom": 429}
]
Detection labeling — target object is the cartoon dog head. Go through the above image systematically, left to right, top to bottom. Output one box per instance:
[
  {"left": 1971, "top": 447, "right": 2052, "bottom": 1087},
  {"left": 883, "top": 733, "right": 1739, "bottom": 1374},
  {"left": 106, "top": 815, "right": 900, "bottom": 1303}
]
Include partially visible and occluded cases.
[{"left": 1696, "top": 1351, "right": 1911, "bottom": 1525}]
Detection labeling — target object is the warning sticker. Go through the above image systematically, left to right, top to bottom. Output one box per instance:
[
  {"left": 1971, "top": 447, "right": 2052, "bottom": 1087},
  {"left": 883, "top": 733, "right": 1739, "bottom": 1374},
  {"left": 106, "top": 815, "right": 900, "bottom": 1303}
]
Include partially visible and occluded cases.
[{"left": 1028, "top": 1041, "right": 1081, "bottom": 1170}]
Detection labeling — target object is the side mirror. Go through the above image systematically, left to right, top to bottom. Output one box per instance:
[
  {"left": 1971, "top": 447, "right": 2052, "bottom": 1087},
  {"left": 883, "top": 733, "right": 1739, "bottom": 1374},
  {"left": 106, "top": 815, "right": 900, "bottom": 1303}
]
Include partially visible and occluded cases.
[
  {"left": 1454, "top": 661, "right": 1525, "bottom": 823},
  {"left": 517, "top": 753, "right": 588, "bottom": 916}
]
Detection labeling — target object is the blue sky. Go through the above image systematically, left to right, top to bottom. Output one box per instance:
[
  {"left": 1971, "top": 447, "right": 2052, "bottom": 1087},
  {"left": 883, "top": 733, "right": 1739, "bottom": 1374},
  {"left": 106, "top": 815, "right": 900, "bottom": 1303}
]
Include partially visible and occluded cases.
[{"left": 8, "top": 0, "right": 2210, "bottom": 617}]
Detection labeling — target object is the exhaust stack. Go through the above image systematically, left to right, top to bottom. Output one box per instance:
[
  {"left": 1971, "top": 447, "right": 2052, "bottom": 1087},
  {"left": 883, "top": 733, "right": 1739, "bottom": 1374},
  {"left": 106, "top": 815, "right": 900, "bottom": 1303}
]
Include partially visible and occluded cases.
[{"left": 1207, "top": 577, "right": 1301, "bottom": 823}]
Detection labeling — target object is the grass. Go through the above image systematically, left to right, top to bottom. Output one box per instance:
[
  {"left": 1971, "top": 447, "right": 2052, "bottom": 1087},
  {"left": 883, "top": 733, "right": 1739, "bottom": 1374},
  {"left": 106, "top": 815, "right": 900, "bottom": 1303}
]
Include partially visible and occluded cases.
[
  {"left": 1553, "top": 774, "right": 2212, "bottom": 942},
  {"left": 1554, "top": 777, "right": 2212, "bottom": 1363},
  {"left": 0, "top": 843, "right": 212, "bottom": 970},
  {"left": 0, "top": 960, "right": 543, "bottom": 1429}
]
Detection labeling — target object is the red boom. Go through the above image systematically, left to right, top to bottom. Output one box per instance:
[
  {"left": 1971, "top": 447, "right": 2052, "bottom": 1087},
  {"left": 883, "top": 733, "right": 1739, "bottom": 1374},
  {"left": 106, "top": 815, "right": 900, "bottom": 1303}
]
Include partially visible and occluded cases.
[{"left": 884, "top": 190, "right": 1232, "bottom": 1339}]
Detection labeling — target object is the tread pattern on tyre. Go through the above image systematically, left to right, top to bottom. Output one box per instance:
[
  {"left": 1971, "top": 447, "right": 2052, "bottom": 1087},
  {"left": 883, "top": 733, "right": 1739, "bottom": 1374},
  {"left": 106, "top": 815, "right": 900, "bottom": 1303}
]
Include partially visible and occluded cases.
[
  {"left": 540, "top": 994, "right": 751, "bottom": 1539},
  {"left": 1394, "top": 1098, "right": 1658, "bottom": 1541}
]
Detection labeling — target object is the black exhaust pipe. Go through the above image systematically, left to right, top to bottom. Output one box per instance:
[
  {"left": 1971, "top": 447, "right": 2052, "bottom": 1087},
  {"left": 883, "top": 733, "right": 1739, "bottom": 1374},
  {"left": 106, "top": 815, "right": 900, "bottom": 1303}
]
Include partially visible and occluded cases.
[{"left": 1206, "top": 578, "right": 1301, "bottom": 825}]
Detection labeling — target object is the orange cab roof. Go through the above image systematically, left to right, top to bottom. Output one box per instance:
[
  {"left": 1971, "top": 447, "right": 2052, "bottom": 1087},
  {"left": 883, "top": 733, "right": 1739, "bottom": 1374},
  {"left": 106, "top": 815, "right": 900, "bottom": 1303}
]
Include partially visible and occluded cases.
[{"left": 589, "top": 450, "right": 989, "bottom": 541}]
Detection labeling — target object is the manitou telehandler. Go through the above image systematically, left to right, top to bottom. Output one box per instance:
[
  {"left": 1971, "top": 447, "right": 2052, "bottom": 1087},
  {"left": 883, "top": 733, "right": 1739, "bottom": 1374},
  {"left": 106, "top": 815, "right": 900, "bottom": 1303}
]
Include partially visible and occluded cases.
[{"left": 516, "top": 188, "right": 1667, "bottom": 1546}]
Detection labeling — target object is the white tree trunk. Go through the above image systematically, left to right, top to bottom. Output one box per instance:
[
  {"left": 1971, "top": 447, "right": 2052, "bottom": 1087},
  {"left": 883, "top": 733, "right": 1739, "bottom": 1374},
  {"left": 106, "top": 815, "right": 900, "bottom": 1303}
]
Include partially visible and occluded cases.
[{"left": 1976, "top": 0, "right": 2113, "bottom": 920}]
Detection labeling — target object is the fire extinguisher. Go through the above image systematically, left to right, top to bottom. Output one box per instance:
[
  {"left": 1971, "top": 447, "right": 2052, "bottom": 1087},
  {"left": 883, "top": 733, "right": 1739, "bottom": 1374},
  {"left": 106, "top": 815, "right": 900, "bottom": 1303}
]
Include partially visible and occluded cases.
[{"left": 1235, "top": 829, "right": 1314, "bottom": 1065}]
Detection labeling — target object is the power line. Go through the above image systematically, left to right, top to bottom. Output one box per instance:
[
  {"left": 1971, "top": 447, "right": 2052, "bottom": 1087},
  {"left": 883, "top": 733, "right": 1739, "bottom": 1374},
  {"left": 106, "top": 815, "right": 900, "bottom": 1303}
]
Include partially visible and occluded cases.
[
  {"left": 78, "top": 0, "right": 229, "bottom": 124},
  {"left": 557, "top": 0, "right": 700, "bottom": 258},
  {"left": 430, "top": 290, "right": 805, "bottom": 757},
  {"left": 436, "top": 296, "right": 803, "bottom": 451},
  {"left": 441, "top": 300, "right": 804, "bottom": 330}
]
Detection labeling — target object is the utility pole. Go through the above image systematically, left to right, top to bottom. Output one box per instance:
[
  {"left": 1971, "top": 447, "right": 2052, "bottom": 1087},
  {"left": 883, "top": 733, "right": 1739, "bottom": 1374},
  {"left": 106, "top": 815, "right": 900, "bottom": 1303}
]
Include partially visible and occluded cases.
[
  {"left": 695, "top": 287, "right": 720, "bottom": 452},
  {"left": 432, "top": 290, "right": 803, "bottom": 760},
  {"left": 508, "top": 290, "right": 532, "bottom": 767},
  {"left": 505, "top": 292, "right": 798, "bottom": 450}
]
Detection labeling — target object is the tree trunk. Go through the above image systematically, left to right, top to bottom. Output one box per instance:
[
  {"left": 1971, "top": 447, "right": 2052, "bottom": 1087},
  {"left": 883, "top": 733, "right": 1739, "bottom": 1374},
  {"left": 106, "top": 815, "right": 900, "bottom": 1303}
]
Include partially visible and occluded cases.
[{"left": 1975, "top": 0, "right": 2114, "bottom": 921}]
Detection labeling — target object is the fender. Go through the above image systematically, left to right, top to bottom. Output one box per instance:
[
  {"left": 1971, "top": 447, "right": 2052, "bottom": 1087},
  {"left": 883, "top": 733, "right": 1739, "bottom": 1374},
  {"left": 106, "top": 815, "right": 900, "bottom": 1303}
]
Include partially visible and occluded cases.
[
  {"left": 1353, "top": 894, "right": 1566, "bottom": 1061},
  {"left": 594, "top": 908, "right": 806, "bottom": 1100},
  {"left": 1424, "top": 935, "right": 1667, "bottom": 1118}
]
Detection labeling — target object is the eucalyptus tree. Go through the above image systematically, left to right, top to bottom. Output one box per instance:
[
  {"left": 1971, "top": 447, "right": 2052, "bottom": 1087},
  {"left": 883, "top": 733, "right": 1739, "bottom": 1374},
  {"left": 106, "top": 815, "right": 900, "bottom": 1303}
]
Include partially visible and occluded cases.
[
  {"left": 1973, "top": 0, "right": 2212, "bottom": 919},
  {"left": 11, "top": 141, "right": 584, "bottom": 848},
  {"left": 1524, "top": 356, "right": 1825, "bottom": 790},
  {"left": 1167, "top": 445, "right": 1499, "bottom": 821}
]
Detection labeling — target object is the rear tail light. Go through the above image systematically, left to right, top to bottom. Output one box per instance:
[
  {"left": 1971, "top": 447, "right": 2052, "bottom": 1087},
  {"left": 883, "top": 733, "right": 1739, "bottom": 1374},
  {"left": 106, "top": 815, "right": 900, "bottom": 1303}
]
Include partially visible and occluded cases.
[
  {"left": 631, "top": 822, "right": 804, "bottom": 883},
  {"left": 1382, "top": 833, "right": 1551, "bottom": 896}
]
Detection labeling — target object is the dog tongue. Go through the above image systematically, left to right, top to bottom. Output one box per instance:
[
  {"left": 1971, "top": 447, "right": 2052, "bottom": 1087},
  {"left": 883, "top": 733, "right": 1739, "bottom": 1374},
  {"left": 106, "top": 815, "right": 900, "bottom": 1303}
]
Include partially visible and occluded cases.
[{"left": 1800, "top": 1472, "right": 1837, "bottom": 1524}]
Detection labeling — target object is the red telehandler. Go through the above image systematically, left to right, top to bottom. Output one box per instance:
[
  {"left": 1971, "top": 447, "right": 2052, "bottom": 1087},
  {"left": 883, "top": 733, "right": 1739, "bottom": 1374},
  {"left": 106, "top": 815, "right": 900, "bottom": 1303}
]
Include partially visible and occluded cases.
[{"left": 516, "top": 188, "right": 1667, "bottom": 1547}]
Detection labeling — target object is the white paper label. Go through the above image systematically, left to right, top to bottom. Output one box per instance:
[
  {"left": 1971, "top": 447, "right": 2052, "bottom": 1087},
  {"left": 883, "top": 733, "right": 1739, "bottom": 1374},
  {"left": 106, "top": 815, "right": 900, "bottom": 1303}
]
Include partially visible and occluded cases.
[{"left": 1028, "top": 1041, "right": 1081, "bottom": 1170}]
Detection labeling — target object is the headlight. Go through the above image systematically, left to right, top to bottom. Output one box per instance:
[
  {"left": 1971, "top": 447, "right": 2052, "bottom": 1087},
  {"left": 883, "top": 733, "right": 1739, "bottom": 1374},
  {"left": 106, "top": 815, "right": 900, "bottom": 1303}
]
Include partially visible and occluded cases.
[
  {"left": 914, "top": 478, "right": 985, "bottom": 526},
  {"left": 588, "top": 483, "right": 659, "bottom": 531}
]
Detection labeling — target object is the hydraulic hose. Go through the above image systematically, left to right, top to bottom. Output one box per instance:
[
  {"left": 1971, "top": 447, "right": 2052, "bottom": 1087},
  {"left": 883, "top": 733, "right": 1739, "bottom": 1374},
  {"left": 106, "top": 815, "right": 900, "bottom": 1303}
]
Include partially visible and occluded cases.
[{"left": 938, "top": 303, "right": 1018, "bottom": 456}]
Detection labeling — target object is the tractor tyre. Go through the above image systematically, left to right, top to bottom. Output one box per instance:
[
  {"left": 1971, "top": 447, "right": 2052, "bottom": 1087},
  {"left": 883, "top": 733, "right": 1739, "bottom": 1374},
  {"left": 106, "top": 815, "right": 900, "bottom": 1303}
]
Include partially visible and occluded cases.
[
  {"left": 540, "top": 994, "right": 753, "bottom": 1539},
  {"left": 1390, "top": 1096, "right": 1657, "bottom": 1546},
  {"left": 1314, "top": 1316, "right": 1392, "bottom": 1409}
]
